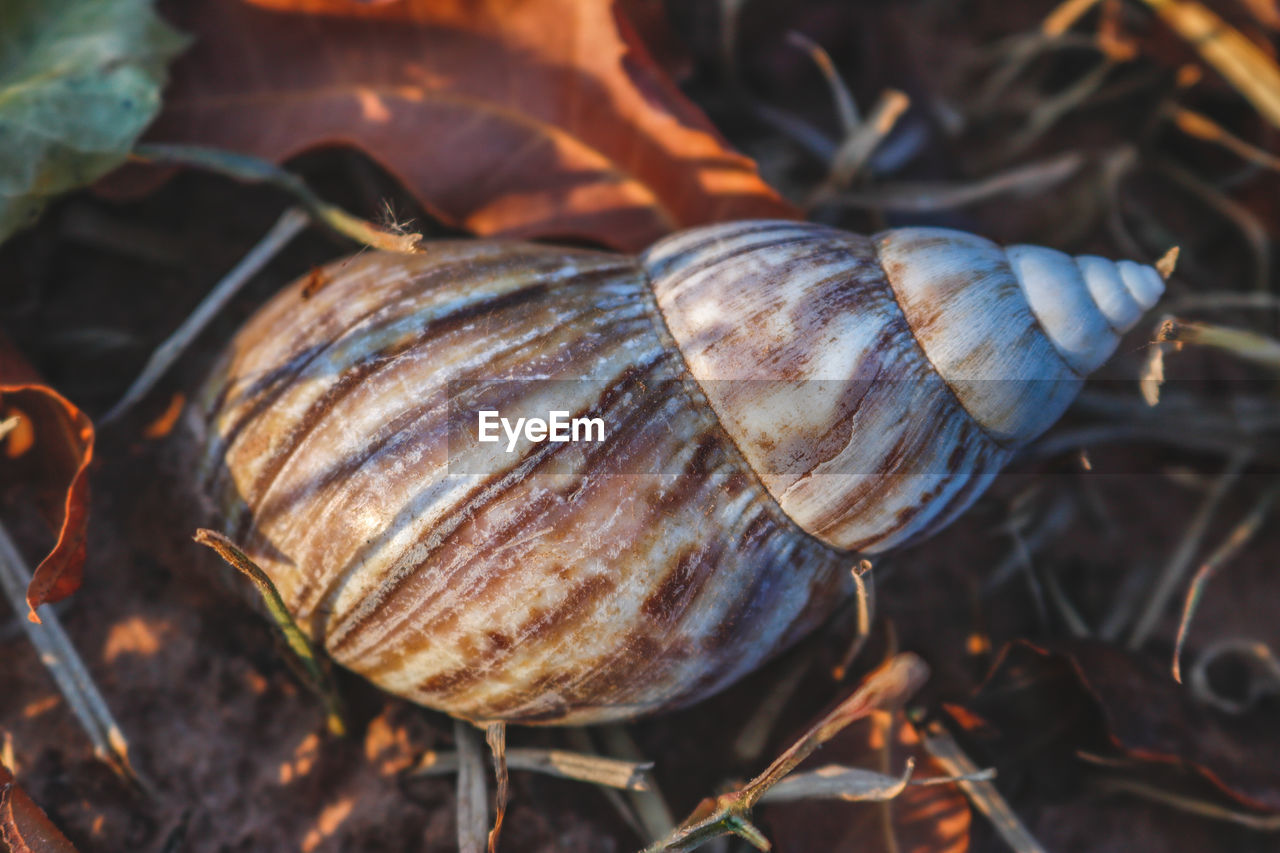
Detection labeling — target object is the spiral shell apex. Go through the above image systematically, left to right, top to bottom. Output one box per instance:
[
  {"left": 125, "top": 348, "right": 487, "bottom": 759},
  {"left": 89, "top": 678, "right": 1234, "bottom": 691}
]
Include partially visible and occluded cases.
[
  {"left": 195, "top": 220, "right": 1164, "bottom": 724},
  {"left": 644, "top": 221, "right": 1163, "bottom": 553}
]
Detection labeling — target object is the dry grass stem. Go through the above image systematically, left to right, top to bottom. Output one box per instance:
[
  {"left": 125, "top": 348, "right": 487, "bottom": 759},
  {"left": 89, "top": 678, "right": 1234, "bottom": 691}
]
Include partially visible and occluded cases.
[
  {"left": 718, "top": 0, "right": 749, "bottom": 85},
  {"left": 972, "top": 0, "right": 1106, "bottom": 118},
  {"left": 1044, "top": 0, "right": 1105, "bottom": 36},
  {"left": 1140, "top": 0, "right": 1280, "bottom": 129},
  {"left": 786, "top": 32, "right": 860, "bottom": 133},
  {"left": 1003, "top": 58, "right": 1114, "bottom": 158},
  {"left": 814, "top": 89, "right": 911, "bottom": 201},
  {"left": 746, "top": 100, "right": 838, "bottom": 162},
  {"left": 1168, "top": 106, "right": 1280, "bottom": 173},
  {"left": 132, "top": 144, "right": 424, "bottom": 253},
  {"left": 1100, "top": 147, "right": 1150, "bottom": 263},
  {"left": 828, "top": 151, "right": 1083, "bottom": 212},
  {"left": 1155, "top": 161, "right": 1271, "bottom": 292},
  {"left": 60, "top": 203, "right": 188, "bottom": 267},
  {"left": 102, "top": 208, "right": 309, "bottom": 423},
  {"left": 1155, "top": 246, "right": 1180, "bottom": 281},
  {"left": 1169, "top": 293, "right": 1280, "bottom": 312},
  {"left": 1158, "top": 317, "right": 1280, "bottom": 372},
  {"left": 1139, "top": 334, "right": 1167, "bottom": 407},
  {"left": 1127, "top": 451, "right": 1251, "bottom": 649},
  {"left": 1173, "top": 483, "right": 1280, "bottom": 681},
  {"left": 986, "top": 491, "right": 1074, "bottom": 590},
  {"left": 0, "top": 521, "right": 144, "bottom": 789},
  {"left": 193, "top": 529, "right": 346, "bottom": 736},
  {"left": 1098, "top": 556, "right": 1156, "bottom": 642},
  {"left": 832, "top": 561, "right": 873, "bottom": 682},
  {"left": 1043, "top": 567, "right": 1092, "bottom": 637},
  {"left": 732, "top": 649, "right": 814, "bottom": 764},
  {"left": 645, "top": 654, "right": 928, "bottom": 852},
  {"left": 454, "top": 721, "right": 489, "bottom": 853},
  {"left": 921, "top": 721, "right": 1047, "bottom": 853},
  {"left": 485, "top": 723, "right": 507, "bottom": 853},
  {"left": 598, "top": 725, "right": 677, "bottom": 841},
  {"left": 561, "top": 728, "right": 653, "bottom": 842},
  {"left": 411, "top": 746, "right": 653, "bottom": 791},
  {"left": 758, "top": 759, "right": 915, "bottom": 804},
  {"left": 1094, "top": 777, "right": 1280, "bottom": 830}
]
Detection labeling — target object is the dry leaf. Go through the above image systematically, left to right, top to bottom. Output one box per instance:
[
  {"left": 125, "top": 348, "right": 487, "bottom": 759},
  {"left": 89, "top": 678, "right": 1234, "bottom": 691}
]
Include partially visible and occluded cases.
[
  {"left": 0, "top": 0, "right": 186, "bottom": 244},
  {"left": 135, "top": 0, "right": 796, "bottom": 252},
  {"left": 0, "top": 336, "right": 94, "bottom": 619},
  {"left": 949, "top": 641, "right": 1280, "bottom": 824},
  {"left": 0, "top": 763, "right": 78, "bottom": 853}
]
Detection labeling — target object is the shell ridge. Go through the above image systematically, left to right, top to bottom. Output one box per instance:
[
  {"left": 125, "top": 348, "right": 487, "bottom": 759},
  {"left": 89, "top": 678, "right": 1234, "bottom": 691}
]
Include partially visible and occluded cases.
[
  {"left": 868, "top": 236, "right": 1024, "bottom": 451},
  {"left": 638, "top": 247, "right": 845, "bottom": 555},
  {"left": 325, "top": 345, "right": 673, "bottom": 655}
]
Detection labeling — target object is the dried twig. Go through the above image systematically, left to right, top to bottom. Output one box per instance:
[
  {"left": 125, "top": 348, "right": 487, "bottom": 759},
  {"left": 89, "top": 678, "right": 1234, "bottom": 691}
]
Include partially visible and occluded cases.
[
  {"left": 973, "top": 0, "right": 1103, "bottom": 112},
  {"left": 1140, "top": 0, "right": 1280, "bottom": 130},
  {"left": 786, "top": 32, "right": 860, "bottom": 134},
  {"left": 1002, "top": 58, "right": 1115, "bottom": 159},
  {"left": 812, "top": 90, "right": 911, "bottom": 203},
  {"left": 1167, "top": 106, "right": 1280, "bottom": 173},
  {"left": 132, "top": 143, "right": 424, "bottom": 253},
  {"left": 826, "top": 152, "right": 1083, "bottom": 212},
  {"left": 1154, "top": 160, "right": 1271, "bottom": 293},
  {"left": 102, "top": 208, "right": 309, "bottom": 422},
  {"left": 1157, "top": 317, "right": 1280, "bottom": 372},
  {"left": 1127, "top": 451, "right": 1251, "bottom": 650},
  {"left": 1173, "top": 483, "right": 1280, "bottom": 681},
  {"left": 0, "top": 521, "right": 144, "bottom": 788},
  {"left": 193, "top": 529, "right": 346, "bottom": 736},
  {"left": 832, "top": 560, "right": 873, "bottom": 682},
  {"left": 1043, "top": 566, "right": 1092, "bottom": 638},
  {"left": 732, "top": 647, "right": 814, "bottom": 764},
  {"left": 644, "top": 653, "right": 928, "bottom": 852},
  {"left": 454, "top": 721, "right": 488, "bottom": 853},
  {"left": 921, "top": 721, "right": 1047, "bottom": 853},
  {"left": 485, "top": 723, "right": 507, "bottom": 853},
  {"left": 599, "top": 725, "right": 676, "bottom": 843},
  {"left": 412, "top": 746, "right": 653, "bottom": 791},
  {"left": 759, "top": 759, "right": 914, "bottom": 804},
  {"left": 1094, "top": 776, "right": 1280, "bottom": 831}
]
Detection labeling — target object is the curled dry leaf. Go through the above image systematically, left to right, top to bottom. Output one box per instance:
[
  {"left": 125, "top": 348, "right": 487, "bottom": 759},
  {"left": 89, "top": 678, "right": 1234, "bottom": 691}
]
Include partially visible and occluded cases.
[
  {"left": 132, "top": 0, "right": 796, "bottom": 252},
  {"left": 0, "top": 337, "right": 94, "bottom": 619},
  {"left": 947, "top": 640, "right": 1280, "bottom": 825},
  {"left": 0, "top": 762, "right": 78, "bottom": 853}
]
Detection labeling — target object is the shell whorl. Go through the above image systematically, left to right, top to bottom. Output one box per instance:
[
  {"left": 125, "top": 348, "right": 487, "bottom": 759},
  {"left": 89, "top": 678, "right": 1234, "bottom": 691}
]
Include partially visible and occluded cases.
[
  {"left": 643, "top": 220, "right": 1164, "bottom": 552},
  {"left": 195, "top": 241, "right": 850, "bottom": 725}
]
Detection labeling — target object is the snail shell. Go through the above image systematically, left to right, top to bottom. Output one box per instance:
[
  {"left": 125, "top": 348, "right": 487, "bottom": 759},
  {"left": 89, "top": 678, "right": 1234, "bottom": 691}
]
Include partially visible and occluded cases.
[{"left": 193, "top": 221, "right": 1163, "bottom": 725}]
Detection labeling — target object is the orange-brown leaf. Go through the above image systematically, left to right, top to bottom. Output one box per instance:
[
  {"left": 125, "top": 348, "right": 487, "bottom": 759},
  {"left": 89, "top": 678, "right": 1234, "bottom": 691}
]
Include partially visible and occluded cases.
[
  {"left": 142, "top": 0, "right": 796, "bottom": 251},
  {"left": 0, "top": 337, "right": 94, "bottom": 620},
  {"left": 0, "top": 763, "right": 78, "bottom": 853}
]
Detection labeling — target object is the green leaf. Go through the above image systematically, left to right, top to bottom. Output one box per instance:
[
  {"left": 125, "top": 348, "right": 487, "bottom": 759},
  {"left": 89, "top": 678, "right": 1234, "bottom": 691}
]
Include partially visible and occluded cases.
[{"left": 0, "top": 0, "right": 187, "bottom": 243}]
